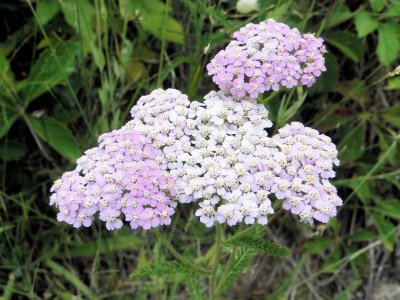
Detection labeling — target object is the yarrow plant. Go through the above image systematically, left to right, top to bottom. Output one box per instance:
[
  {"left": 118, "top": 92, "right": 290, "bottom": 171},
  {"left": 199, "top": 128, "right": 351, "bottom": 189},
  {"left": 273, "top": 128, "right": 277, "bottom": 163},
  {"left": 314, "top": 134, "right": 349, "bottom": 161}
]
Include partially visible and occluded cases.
[
  {"left": 49, "top": 18, "right": 343, "bottom": 297},
  {"left": 50, "top": 19, "right": 340, "bottom": 229},
  {"left": 206, "top": 19, "right": 327, "bottom": 99}
]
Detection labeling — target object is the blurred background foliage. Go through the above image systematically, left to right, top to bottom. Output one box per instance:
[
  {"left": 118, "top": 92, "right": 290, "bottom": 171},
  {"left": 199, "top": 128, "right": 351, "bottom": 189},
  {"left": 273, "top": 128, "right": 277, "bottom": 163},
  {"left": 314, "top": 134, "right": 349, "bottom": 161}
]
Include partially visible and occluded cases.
[{"left": 0, "top": 0, "right": 399, "bottom": 299}]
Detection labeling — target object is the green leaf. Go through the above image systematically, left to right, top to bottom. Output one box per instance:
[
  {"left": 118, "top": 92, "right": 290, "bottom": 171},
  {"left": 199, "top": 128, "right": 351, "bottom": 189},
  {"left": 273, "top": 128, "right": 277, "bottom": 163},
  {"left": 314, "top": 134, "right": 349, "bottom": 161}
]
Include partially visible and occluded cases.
[
  {"left": 36, "top": 0, "right": 60, "bottom": 25},
  {"left": 59, "top": 0, "right": 95, "bottom": 41},
  {"left": 119, "top": 0, "right": 184, "bottom": 44},
  {"left": 369, "top": 0, "right": 386, "bottom": 12},
  {"left": 266, "top": 2, "right": 291, "bottom": 20},
  {"left": 325, "top": 3, "right": 354, "bottom": 29},
  {"left": 383, "top": 4, "right": 400, "bottom": 17},
  {"left": 354, "top": 10, "right": 378, "bottom": 38},
  {"left": 377, "top": 23, "right": 400, "bottom": 66},
  {"left": 325, "top": 31, "right": 364, "bottom": 62},
  {"left": 22, "top": 40, "right": 80, "bottom": 104},
  {"left": 89, "top": 42, "right": 105, "bottom": 70},
  {"left": 0, "top": 51, "right": 14, "bottom": 88},
  {"left": 311, "top": 53, "right": 340, "bottom": 93},
  {"left": 384, "top": 77, "right": 400, "bottom": 90},
  {"left": 336, "top": 79, "right": 369, "bottom": 106},
  {"left": 382, "top": 105, "right": 400, "bottom": 127},
  {"left": 0, "top": 107, "right": 18, "bottom": 139},
  {"left": 311, "top": 112, "right": 353, "bottom": 132},
  {"left": 28, "top": 114, "right": 80, "bottom": 161},
  {"left": 339, "top": 122, "right": 365, "bottom": 162},
  {"left": 0, "top": 143, "right": 26, "bottom": 162},
  {"left": 347, "top": 179, "right": 374, "bottom": 204},
  {"left": 374, "top": 200, "right": 400, "bottom": 220},
  {"left": 371, "top": 212, "right": 396, "bottom": 251},
  {"left": 0, "top": 224, "right": 14, "bottom": 234},
  {"left": 347, "top": 230, "right": 378, "bottom": 241},
  {"left": 226, "top": 236, "right": 290, "bottom": 257},
  {"left": 304, "top": 237, "right": 333, "bottom": 254},
  {"left": 44, "top": 260, "right": 94, "bottom": 298},
  {"left": 130, "top": 261, "right": 207, "bottom": 277}
]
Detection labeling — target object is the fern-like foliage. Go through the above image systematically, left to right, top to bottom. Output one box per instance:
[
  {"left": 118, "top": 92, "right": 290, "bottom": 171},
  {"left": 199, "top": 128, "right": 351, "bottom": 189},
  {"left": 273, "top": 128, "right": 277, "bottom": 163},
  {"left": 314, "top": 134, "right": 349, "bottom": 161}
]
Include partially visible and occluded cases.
[
  {"left": 226, "top": 236, "right": 290, "bottom": 257},
  {"left": 219, "top": 247, "right": 257, "bottom": 293},
  {"left": 130, "top": 260, "right": 208, "bottom": 278},
  {"left": 186, "top": 274, "right": 205, "bottom": 300}
]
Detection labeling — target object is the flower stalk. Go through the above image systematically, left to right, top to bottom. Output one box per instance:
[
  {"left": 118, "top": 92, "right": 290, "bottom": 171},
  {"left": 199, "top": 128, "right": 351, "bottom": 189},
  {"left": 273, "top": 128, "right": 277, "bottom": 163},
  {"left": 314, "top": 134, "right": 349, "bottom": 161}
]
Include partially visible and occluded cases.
[
  {"left": 210, "top": 223, "right": 223, "bottom": 300},
  {"left": 153, "top": 228, "right": 211, "bottom": 275}
]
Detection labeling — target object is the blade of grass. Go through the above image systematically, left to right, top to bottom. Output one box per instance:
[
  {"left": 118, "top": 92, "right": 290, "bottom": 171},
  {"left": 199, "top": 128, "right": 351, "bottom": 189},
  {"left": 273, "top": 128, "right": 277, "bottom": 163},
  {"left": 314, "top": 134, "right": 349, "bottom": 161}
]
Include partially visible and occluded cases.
[
  {"left": 188, "top": 44, "right": 209, "bottom": 98},
  {"left": 44, "top": 259, "right": 95, "bottom": 298}
]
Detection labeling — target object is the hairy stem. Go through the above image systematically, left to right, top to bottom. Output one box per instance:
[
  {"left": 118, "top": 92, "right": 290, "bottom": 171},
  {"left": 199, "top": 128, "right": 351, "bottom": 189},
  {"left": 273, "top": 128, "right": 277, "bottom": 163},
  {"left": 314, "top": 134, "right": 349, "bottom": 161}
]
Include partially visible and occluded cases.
[
  {"left": 210, "top": 223, "right": 223, "bottom": 300},
  {"left": 216, "top": 245, "right": 237, "bottom": 294}
]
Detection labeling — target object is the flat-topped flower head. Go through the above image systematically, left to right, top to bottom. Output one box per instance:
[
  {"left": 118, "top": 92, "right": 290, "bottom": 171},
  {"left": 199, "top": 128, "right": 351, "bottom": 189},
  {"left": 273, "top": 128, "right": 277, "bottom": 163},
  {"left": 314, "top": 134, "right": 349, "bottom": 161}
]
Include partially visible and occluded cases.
[
  {"left": 207, "top": 19, "right": 327, "bottom": 99},
  {"left": 174, "top": 90, "right": 277, "bottom": 227},
  {"left": 271, "top": 122, "right": 342, "bottom": 224},
  {"left": 50, "top": 129, "right": 176, "bottom": 231}
]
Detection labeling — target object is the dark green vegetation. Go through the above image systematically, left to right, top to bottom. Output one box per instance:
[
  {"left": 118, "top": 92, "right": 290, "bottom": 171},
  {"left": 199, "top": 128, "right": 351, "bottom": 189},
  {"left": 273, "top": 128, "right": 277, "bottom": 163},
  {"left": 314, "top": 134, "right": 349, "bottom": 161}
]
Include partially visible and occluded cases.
[{"left": 1, "top": 0, "right": 399, "bottom": 299}]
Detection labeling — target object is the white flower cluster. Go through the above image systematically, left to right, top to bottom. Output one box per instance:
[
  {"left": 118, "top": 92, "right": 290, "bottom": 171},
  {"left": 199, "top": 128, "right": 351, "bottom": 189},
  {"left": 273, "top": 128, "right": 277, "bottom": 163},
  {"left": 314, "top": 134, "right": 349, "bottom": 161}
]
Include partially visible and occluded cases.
[{"left": 186, "top": 91, "right": 278, "bottom": 227}]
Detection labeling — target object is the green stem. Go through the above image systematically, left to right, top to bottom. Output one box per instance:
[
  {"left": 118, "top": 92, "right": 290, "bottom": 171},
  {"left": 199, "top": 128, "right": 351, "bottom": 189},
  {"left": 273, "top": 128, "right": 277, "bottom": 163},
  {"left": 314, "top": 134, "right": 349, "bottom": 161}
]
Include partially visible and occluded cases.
[
  {"left": 210, "top": 223, "right": 223, "bottom": 300},
  {"left": 153, "top": 228, "right": 211, "bottom": 275},
  {"left": 215, "top": 246, "right": 236, "bottom": 294}
]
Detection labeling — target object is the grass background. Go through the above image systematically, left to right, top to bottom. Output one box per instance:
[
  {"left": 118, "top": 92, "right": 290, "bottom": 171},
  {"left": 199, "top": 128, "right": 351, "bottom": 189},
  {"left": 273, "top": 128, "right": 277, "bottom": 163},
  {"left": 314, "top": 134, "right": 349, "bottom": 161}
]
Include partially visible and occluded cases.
[{"left": 0, "top": 0, "right": 399, "bottom": 299}]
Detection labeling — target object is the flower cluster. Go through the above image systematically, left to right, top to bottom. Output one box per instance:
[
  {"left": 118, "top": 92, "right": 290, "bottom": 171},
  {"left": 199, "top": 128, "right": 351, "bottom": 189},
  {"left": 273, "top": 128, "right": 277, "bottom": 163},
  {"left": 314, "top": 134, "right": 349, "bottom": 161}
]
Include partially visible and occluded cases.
[
  {"left": 50, "top": 19, "right": 341, "bottom": 231},
  {"left": 207, "top": 19, "right": 327, "bottom": 99},
  {"left": 125, "top": 88, "right": 197, "bottom": 200},
  {"left": 177, "top": 91, "right": 276, "bottom": 227},
  {"left": 271, "top": 122, "right": 342, "bottom": 224},
  {"left": 50, "top": 129, "right": 176, "bottom": 230}
]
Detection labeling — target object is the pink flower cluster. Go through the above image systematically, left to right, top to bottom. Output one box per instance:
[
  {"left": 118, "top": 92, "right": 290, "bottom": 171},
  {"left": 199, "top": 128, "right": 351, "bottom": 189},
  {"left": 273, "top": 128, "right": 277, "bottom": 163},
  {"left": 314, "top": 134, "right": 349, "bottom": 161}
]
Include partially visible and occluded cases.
[
  {"left": 206, "top": 19, "right": 327, "bottom": 99},
  {"left": 125, "top": 88, "right": 197, "bottom": 200},
  {"left": 271, "top": 122, "right": 342, "bottom": 224},
  {"left": 50, "top": 129, "right": 176, "bottom": 230}
]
